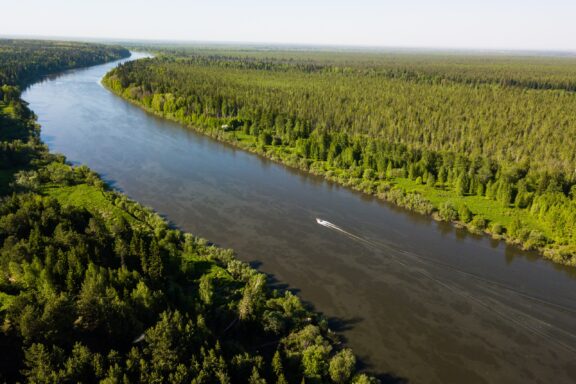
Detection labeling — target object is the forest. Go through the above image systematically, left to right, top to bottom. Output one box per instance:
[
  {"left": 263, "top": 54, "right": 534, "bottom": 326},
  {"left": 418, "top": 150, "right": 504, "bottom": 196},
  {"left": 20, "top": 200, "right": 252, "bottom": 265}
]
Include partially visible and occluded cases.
[
  {"left": 0, "top": 40, "right": 130, "bottom": 87},
  {"left": 0, "top": 40, "right": 129, "bottom": 195},
  {"left": 0, "top": 41, "right": 374, "bottom": 383},
  {"left": 103, "top": 48, "right": 576, "bottom": 265}
]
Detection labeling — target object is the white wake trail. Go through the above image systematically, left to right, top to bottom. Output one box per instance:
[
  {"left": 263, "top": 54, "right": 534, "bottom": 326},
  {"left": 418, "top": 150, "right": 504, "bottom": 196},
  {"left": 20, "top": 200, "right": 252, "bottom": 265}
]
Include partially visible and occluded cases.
[
  {"left": 314, "top": 216, "right": 576, "bottom": 354},
  {"left": 316, "top": 218, "right": 373, "bottom": 244}
]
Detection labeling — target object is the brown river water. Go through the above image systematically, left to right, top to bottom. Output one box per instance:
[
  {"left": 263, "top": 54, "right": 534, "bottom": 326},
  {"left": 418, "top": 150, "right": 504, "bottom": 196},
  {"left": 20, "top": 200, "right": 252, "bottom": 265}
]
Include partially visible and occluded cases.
[{"left": 23, "top": 52, "right": 576, "bottom": 383}]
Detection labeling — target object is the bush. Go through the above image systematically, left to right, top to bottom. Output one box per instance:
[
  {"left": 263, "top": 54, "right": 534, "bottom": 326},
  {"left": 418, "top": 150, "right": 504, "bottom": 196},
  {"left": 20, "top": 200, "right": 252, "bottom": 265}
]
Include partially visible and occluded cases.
[
  {"left": 258, "top": 131, "right": 273, "bottom": 145},
  {"left": 309, "top": 161, "right": 326, "bottom": 175},
  {"left": 349, "top": 165, "right": 363, "bottom": 178},
  {"left": 362, "top": 168, "right": 375, "bottom": 180},
  {"left": 359, "top": 180, "right": 375, "bottom": 194},
  {"left": 376, "top": 182, "right": 391, "bottom": 194},
  {"left": 438, "top": 202, "right": 458, "bottom": 222},
  {"left": 457, "top": 204, "right": 473, "bottom": 223},
  {"left": 470, "top": 215, "right": 487, "bottom": 230},
  {"left": 507, "top": 218, "right": 522, "bottom": 238},
  {"left": 490, "top": 222, "right": 504, "bottom": 235},
  {"left": 525, "top": 230, "right": 547, "bottom": 249},
  {"left": 329, "top": 349, "right": 356, "bottom": 384},
  {"left": 353, "top": 374, "right": 379, "bottom": 384}
]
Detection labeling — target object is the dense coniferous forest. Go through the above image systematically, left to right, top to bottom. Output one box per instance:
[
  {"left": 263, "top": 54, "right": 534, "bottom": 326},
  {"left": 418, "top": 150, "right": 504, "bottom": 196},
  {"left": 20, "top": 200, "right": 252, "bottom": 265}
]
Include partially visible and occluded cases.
[
  {"left": 0, "top": 40, "right": 130, "bottom": 87},
  {"left": 1, "top": 41, "right": 373, "bottom": 383},
  {"left": 103, "top": 48, "right": 576, "bottom": 265}
]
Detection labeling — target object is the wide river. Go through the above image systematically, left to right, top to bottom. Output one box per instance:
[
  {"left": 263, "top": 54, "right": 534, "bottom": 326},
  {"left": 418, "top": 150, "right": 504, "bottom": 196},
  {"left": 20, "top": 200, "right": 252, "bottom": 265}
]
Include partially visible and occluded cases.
[{"left": 23, "top": 53, "right": 576, "bottom": 383}]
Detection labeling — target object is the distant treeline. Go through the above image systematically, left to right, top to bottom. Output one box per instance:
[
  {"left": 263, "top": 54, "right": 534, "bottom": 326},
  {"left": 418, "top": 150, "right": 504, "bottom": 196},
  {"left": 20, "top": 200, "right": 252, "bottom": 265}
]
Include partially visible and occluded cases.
[
  {"left": 0, "top": 39, "right": 130, "bottom": 87},
  {"left": 1, "top": 41, "right": 376, "bottom": 383},
  {"left": 145, "top": 47, "right": 576, "bottom": 91},
  {"left": 104, "top": 50, "right": 576, "bottom": 264}
]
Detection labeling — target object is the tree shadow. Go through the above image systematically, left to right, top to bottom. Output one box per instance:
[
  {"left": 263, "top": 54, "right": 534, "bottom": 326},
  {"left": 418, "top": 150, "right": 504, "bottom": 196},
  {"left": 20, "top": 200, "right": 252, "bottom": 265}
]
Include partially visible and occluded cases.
[
  {"left": 260, "top": 269, "right": 409, "bottom": 382},
  {"left": 262, "top": 270, "right": 301, "bottom": 295},
  {"left": 325, "top": 316, "right": 363, "bottom": 334},
  {"left": 347, "top": 350, "right": 408, "bottom": 383},
  {"left": 374, "top": 373, "right": 410, "bottom": 384}
]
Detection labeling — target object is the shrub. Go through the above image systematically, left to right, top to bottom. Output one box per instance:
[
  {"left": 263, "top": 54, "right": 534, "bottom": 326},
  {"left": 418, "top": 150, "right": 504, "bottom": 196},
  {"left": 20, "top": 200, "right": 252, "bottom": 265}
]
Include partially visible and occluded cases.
[
  {"left": 362, "top": 168, "right": 375, "bottom": 180},
  {"left": 438, "top": 202, "right": 458, "bottom": 222},
  {"left": 457, "top": 204, "right": 473, "bottom": 223},
  {"left": 470, "top": 215, "right": 487, "bottom": 230},
  {"left": 490, "top": 222, "right": 504, "bottom": 235},
  {"left": 525, "top": 230, "right": 547, "bottom": 249},
  {"left": 329, "top": 349, "right": 356, "bottom": 384}
]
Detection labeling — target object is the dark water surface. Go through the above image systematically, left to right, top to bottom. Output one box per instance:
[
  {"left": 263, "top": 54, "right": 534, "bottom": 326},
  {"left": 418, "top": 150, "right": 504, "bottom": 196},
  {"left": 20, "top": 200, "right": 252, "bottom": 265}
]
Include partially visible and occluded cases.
[{"left": 23, "top": 53, "right": 576, "bottom": 383}]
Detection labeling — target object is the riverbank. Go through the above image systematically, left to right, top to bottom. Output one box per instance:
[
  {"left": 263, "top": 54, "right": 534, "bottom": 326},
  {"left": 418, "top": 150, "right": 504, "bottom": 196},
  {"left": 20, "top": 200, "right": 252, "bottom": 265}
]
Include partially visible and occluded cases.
[{"left": 102, "top": 68, "right": 575, "bottom": 268}]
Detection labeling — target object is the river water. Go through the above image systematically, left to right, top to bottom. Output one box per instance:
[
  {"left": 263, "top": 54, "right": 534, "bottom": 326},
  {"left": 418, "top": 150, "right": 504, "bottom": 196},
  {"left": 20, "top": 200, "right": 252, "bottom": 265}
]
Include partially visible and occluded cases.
[{"left": 23, "top": 52, "right": 576, "bottom": 383}]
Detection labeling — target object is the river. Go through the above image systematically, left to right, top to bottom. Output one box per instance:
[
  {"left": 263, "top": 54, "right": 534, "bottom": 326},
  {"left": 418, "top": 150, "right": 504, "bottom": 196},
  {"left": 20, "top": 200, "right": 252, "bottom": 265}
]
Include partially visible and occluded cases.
[{"left": 23, "top": 52, "right": 576, "bottom": 383}]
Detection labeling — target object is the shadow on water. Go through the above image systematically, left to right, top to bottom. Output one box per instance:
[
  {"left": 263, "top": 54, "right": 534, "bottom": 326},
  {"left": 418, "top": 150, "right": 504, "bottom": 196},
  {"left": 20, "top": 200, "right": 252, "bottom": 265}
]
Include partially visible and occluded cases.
[
  {"left": 20, "top": 70, "right": 77, "bottom": 92},
  {"left": 102, "top": 178, "right": 123, "bottom": 193},
  {"left": 263, "top": 271, "right": 407, "bottom": 382},
  {"left": 263, "top": 271, "right": 301, "bottom": 296},
  {"left": 325, "top": 315, "right": 364, "bottom": 333},
  {"left": 374, "top": 373, "right": 410, "bottom": 384}
]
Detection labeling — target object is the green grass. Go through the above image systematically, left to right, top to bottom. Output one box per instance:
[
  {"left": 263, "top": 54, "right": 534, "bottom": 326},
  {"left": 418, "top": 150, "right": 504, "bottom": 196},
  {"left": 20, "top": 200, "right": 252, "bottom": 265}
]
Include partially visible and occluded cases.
[
  {"left": 227, "top": 131, "right": 256, "bottom": 144},
  {"left": 392, "top": 177, "right": 550, "bottom": 236},
  {"left": 42, "top": 183, "right": 136, "bottom": 225},
  {"left": 182, "top": 253, "right": 232, "bottom": 281}
]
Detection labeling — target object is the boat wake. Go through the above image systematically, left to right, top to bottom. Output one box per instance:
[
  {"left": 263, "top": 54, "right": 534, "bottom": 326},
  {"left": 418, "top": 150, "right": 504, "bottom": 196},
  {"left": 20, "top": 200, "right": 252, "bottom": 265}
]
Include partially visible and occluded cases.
[
  {"left": 314, "top": 217, "right": 576, "bottom": 354},
  {"left": 316, "top": 218, "right": 372, "bottom": 243}
]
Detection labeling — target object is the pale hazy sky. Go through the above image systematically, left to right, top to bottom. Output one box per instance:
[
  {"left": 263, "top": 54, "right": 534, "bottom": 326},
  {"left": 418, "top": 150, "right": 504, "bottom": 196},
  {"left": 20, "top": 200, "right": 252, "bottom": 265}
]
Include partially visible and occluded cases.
[{"left": 3, "top": 0, "right": 576, "bottom": 51}]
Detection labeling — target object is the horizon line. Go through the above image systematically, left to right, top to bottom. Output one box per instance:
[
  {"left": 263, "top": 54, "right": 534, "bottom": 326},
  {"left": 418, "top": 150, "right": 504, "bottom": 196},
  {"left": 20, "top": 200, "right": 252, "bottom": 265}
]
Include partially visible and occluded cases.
[{"left": 2, "top": 33, "right": 576, "bottom": 56}]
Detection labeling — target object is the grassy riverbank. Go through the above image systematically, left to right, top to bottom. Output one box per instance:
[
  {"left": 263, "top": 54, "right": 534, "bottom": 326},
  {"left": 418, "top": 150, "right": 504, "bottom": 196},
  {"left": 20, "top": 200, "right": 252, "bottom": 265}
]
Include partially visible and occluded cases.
[{"left": 102, "top": 50, "right": 576, "bottom": 266}]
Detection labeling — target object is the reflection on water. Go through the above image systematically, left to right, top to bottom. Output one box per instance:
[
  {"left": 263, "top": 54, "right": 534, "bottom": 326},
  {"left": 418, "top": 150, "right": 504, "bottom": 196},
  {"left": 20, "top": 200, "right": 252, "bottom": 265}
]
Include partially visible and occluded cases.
[{"left": 22, "top": 52, "right": 576, "bottom": 384}]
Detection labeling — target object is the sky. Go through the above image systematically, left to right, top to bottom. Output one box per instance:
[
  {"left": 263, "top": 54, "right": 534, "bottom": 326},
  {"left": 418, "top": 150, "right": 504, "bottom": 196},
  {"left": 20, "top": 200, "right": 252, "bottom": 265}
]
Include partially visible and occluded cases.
[{"left": 2, "top": 0, "right": 576, "bottom": 51}]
